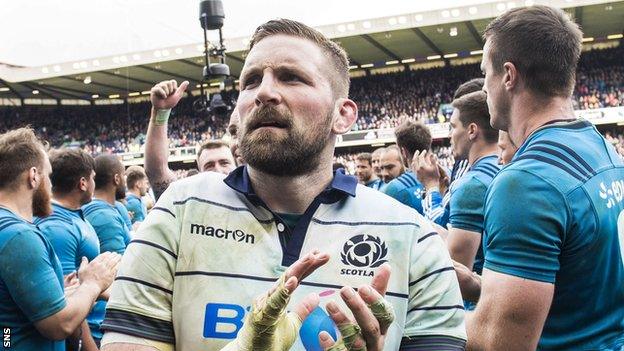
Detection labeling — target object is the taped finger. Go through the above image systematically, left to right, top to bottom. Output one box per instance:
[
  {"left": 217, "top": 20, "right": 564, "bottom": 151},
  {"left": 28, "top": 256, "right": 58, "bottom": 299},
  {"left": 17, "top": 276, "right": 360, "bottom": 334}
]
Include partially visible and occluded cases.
[{"left": 368, "top": 297, "right": 395, "bottom": 334}]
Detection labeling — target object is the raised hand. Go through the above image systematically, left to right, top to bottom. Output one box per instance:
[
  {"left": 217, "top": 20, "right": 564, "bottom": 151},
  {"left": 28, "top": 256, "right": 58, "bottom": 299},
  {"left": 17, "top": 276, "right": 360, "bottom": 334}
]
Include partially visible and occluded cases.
[{"left": 150, "top": 80, "right": 189, "bottom": 110}]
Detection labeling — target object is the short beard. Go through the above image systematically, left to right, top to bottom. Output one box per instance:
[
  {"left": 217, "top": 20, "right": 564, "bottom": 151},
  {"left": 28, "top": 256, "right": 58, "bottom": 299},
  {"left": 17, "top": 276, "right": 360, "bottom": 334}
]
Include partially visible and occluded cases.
[
  {"left": 240, "top": 106, "right": 333, "bottom": 177},
  {"left": 32, "top": 181, "right": 52, "bottom": 218},
  {"left": 115, "top": 185, "right": 127, "bottom": 200}
]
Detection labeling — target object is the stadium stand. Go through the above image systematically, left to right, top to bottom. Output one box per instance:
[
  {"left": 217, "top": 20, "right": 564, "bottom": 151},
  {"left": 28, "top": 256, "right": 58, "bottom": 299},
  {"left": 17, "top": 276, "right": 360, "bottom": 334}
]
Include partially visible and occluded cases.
[{"left": 0, "top": 45, "right": 621, "bottom": 157}]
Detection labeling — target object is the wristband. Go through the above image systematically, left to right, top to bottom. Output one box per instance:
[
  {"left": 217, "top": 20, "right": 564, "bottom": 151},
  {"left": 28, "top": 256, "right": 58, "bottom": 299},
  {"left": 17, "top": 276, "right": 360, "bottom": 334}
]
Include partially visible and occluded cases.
[{"left": 153, "top": 109, "right": 171, "bottom": 126}]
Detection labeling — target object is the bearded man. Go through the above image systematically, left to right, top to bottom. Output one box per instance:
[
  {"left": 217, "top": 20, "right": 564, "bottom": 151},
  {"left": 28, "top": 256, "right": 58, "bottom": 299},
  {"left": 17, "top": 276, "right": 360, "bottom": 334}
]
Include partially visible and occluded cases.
[{"left": 100, "top": 19, "right": 465, "bottom": 351}]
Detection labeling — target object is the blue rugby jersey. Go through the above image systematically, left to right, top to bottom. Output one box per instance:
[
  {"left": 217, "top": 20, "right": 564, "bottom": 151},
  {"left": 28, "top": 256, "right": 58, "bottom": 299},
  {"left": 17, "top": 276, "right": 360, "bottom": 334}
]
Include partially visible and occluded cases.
[
  {"left": 484, "top": 119, "right": 624, "bottom": 349},
  {"left": 448, "top": 155, "right": 500, "bottom": 275},
  {"left": 423, "top": 159, "right": 470, "bottom": 227},
  {"left": 382, "top": 171, "right": 425, "bottom": 214},
  {"left": 365, "top": 178, "right": 385, "bottom": 191},
  {"left": 125, "top": 194, "right": 147, "bottom": 224},
  {"left": 82, "top": 198, "right": 131, "bottom": 340},
  {"left": 114, "top": 201, "right": 133, "bottom": 232},
  {"left": 36, "top": 202, "right": 100, "bottom": 275},
  {"left": 0, "top": 207, "right": 65, "bottom": 351}
]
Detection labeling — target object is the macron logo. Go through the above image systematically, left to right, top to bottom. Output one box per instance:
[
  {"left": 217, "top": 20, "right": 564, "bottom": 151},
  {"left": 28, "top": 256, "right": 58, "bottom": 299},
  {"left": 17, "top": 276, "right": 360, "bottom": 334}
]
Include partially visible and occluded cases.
[{"left": 190, "top": 224, "right": 256, "bottom": 244}]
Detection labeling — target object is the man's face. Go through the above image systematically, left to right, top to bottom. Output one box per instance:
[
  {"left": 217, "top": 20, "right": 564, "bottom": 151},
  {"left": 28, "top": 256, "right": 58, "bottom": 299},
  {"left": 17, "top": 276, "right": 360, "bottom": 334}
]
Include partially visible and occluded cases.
[
  {"left": 237, "top": 35, "right": 336, "bottom": 176},
  {"left": 482, "top": 40, "right": 510, "bottom": 131},
  {"left": 228, "top": 107, "right": 240, "bottom": 141},
  {"left": 450, "top": 109, "right": 470, "bottom": 160},
  {"left": 497, "top": 131, "right": 518, "bottom": 165},
  {"left": 198, "top": 146, "right": 236, "bottom": 175},
  {"left": 380, "top": 149, "right": 404, "bottom": 183},
  {"left": 371, "top": 151, "right": 384, "bottom": 178},
  {"left": 33, "top": 156, "right": 52, "bottom": 218},
  {"left": 355, "top": 159, "right": 373, "bottom": 183},
  {"left": 138, "top": 177, "right": 149, "bottom": 196}
]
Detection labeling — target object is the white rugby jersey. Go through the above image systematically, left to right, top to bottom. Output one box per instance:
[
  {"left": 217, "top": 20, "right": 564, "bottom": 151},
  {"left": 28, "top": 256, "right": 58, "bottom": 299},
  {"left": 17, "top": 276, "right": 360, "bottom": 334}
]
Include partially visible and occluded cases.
[{"left": 102, "top": 167, "right": 466, "bottom": 350}]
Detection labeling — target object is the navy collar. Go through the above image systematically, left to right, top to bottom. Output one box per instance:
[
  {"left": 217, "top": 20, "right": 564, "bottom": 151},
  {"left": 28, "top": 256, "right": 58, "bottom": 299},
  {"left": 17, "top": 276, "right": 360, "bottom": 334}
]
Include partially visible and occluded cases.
[{"left": 224, "top": 165, "right": 357, "bottom": 204}]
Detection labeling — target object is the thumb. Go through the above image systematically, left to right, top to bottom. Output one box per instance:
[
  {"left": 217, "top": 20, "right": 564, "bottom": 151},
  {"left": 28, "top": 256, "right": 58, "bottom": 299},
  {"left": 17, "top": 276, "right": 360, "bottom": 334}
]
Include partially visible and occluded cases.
[
  {"left": 175, "top": 81, "right": 189, "bottom": 97},
  {"left": 78, "top": 257, "right": 88, "bottom": 277}
]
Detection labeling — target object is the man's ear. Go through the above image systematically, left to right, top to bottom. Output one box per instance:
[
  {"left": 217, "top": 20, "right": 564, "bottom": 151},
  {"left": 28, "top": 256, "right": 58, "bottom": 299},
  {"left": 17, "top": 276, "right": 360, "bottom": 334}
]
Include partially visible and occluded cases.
[
  {"left": 503, "top": 62, "right": 518, "bottom": 92},
  {"left": 331, "top": 98, "right": 358, "bottom": 134},
  {"left": 468, "top": 123, "right": 479, "bottom": 141},
  {"left": 27, "top": 167, "right": 38, "bottom": 190},
  {"left": 114, "top": 173, "right": 122, "bottom": 186},
  {"left": 78, "top": 177, "right": 87, "bottom": 192}
]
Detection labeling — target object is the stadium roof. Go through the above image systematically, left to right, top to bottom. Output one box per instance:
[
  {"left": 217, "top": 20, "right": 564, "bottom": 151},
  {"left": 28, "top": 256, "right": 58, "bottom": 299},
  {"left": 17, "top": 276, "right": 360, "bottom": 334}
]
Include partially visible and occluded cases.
[{"left": 0, "top": 0, "right": 622, "bottom": 103}]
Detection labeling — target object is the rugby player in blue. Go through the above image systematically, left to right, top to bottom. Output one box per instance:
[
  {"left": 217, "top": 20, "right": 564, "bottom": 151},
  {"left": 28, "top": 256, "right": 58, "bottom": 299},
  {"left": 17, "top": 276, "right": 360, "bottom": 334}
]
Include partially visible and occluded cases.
[
  {"left": 460, "top": 6, "right": 624, "bottom": 349},
  {"left": 422, "top": 78, "right": 485, "bottom": 228},
  {"left": 418, "top": 91, "right": 500, "bottom": 279},
  {"left": 382, "top": 121, "right": 431, "bottom": 214},
  {"left": 0, "top": 128, "right": 119, "bottom": 351},
  {"left": 35, "top": 149, "right": 102, "bottom": 350},
  {"left": 36, "top": 149, "right": 100, "bottom": 275},
  {"left": 354, "top": 152, "right": 384, "bottom": 190},
  {"left": 82, "top": 154, "right": 131, "bottom": 346},
  {"left": 124, "top": 166, "right": 149, "bottom": 225},
  {"left": 114, "top": 200, "right": 133, "bottom": 232}
]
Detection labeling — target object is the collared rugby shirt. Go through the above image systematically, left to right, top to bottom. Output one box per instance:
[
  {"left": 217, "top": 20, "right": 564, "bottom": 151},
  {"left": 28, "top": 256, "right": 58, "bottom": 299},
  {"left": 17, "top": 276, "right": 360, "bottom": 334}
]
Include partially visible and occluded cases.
[{"left": 102, "top": 166, "right": 466, "bottom": 350}]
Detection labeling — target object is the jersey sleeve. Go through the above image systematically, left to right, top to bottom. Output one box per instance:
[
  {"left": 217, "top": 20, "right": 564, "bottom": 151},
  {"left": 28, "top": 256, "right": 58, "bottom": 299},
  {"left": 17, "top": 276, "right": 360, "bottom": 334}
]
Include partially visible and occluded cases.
[
  {"left": 483, "top": 169, "right": 567, "bottom": 283},
  {"left": 448, "top": 177, "right": 488, "bottom": 233},
  {"left": 101, "top": 186, "right": 179, "bottom": 344},
  {"left": 423, "top": 190, "right": 444, "bottom": 223},
  {"left": 126, "top": 198, "right": 146, "bottom": 223},
  {"left": 403, "top": 219, "right": 467, "bottom": 346},
  {"left": 77, "top": 225, "right": 101, "bottom": 264},
  {"left": 0, "top": 228, "right": 66, "bottom": 322}
]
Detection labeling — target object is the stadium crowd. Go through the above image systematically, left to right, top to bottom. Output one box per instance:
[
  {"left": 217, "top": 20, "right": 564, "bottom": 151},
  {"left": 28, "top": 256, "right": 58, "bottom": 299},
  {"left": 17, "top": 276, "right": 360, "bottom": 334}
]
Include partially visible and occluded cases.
[
  {"left": 1, "top": 6, "right": 624, "bottom": 351},
  {"left": 0, "top": 45, "right": 622, "bottom": 155}
]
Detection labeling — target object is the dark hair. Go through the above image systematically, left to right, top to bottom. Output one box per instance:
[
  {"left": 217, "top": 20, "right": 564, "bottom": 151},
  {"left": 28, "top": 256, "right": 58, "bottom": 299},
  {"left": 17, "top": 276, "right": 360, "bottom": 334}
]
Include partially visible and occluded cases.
[
  {"left": 483, "top": 5, "right": 582, "bottom": 97},
  {"left": 249, "top": 18, "right": 350, "bottom": 98},
  {"left": 454, "top": 78, "right": 484, "bottom": 99},
  {"left": 452, "top": 91, "right": 499, "bottom": 144},
  {"left": 394, "top": 120, "right": 432, "bottom": 155},
  {"left": 0, "top": 127, "right": 46, "bottom": 189},
  {"left": 197, "top": 140, "right": 233, "bottom": 162},
  {"left": 49, "top": 148, "right": 95, "bottom": 194},
  {"left": 356, "top": 152, "right": 372, "bottom": 166},
  {"left": 94, "top": 154, "right": 124, "bottom": 189},
  {"left": 332, "top": 162, "right": 346, "bottom": 172},
  {"left": 125, "top": 165, "right": 146, "bottom": 190}
]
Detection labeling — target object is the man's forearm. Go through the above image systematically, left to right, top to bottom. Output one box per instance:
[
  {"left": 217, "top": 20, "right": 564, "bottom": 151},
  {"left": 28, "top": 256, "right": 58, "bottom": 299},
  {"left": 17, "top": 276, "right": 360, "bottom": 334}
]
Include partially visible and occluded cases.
[{"left": 145, "top": 108, "right": 177, "bottom": 201}]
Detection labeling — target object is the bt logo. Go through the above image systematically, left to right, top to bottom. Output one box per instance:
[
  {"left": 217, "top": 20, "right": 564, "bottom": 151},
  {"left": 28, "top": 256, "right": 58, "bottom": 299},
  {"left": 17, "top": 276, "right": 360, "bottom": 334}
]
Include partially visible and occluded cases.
[
  {"left": 203, "top": 298, "right": 337, "bottom": 349},
  {"left": 203, "top": 303, "right": 249, "bottom": 339}
]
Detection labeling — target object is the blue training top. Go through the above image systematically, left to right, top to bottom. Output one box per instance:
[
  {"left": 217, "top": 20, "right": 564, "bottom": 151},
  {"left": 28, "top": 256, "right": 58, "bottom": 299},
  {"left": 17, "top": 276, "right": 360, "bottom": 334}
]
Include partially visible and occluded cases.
[
  {"left": 484, "top": 119, "right": 624, "bottom": 349},
  {"left": 382, "top": 171, "right": 425, "bottom": 214},
  {"left": 0, "top": 207, "right": 66, "bottom": 351}
]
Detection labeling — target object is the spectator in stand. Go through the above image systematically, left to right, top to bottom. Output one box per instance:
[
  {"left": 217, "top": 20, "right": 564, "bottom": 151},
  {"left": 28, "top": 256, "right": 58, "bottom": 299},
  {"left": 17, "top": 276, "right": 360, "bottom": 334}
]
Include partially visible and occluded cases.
[{"left": 0, "top": 45, "right": 621, "bottom": 153}]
